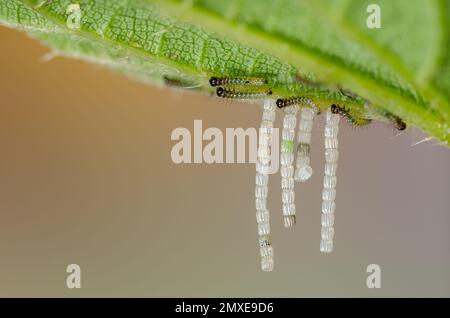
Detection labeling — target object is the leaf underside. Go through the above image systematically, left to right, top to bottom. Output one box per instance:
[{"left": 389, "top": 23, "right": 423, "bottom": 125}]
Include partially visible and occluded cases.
[{"left": 1, "top": 0, "right": 449, "bottom": 144}]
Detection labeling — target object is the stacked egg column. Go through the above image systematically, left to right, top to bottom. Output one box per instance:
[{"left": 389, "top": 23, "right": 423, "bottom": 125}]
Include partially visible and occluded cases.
[
  {"left": 255, "top": 99, "right": 276, "bottom": 271},
  {"left": 280, "top": 106, "right": 298, "bottom": 228},
  {"left": 320, "top": 110, "right": 340, "bottom": 253}
]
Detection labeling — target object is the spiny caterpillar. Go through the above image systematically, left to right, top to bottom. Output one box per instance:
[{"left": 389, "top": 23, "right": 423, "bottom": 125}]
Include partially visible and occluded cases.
[
  {"left": 210, "top": 75, "right": 272, "bottom": 100},
  {"left": 209, "top": 76, "right": 268, "bottom": 87},
  {"left": 216, "top": 87, "right": 272, "bottom": 99},
  {"left": 276, "top": 97, "right": 314, "bottom": 109},
  {"left": 330, "top": 104, "right": 372, "bottom": 127},
  {"left": 370, "top": 108, "right": 407, "bottom": 131},
  {"left": 385, "top": 113, "right": 407, "bottom": 131}
]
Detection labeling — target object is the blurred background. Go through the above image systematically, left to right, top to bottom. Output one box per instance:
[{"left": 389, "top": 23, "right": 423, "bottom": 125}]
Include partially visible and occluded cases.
[{"left": 0, "top": 27, "right": 449, "bottom": 297}]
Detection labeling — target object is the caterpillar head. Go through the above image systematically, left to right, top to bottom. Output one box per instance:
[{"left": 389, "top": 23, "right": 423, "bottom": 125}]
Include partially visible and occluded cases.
[
  {"left": 209, "top": 77, "right": 219, "bottom": 87},
  {"left": 216, "top": 87, "right": 225, "bottom": 97},
  {"left": 276, "top": 99, "right": 285, "bottom": 109},
  {"left": 330, "top": 104, "right": 340, "bottom": 114}
]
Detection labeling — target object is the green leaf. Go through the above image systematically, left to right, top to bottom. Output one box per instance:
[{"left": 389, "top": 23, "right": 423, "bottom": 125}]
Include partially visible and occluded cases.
[{"left": 1, "top": 0, "right": 449, "bottom": 144}]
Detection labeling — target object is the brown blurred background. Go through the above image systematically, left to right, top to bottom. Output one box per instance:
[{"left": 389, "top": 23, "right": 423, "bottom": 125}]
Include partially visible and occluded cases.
[{"left": 0, "top": 27, "right": 449, "bottom": 297}]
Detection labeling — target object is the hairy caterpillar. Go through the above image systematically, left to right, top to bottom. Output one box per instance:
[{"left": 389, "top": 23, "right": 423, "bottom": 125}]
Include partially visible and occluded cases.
[
  {"left": 209, "top": 76, "right": 268, "bottom": 87},
  {"left": 216, "top": 87, "right": 272, "bottom": 99},
  {"left": 276, "top": 97, "right": 319, "bottom": 111},
  {"left": 277, "top": 97, "right": 310, "bottom": 109},
  {"left": 330, "top": 104, "right": 372, "bottom": 127},
  {"left": 385, "top": 113, "right": 407, "bottom": 131}
]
